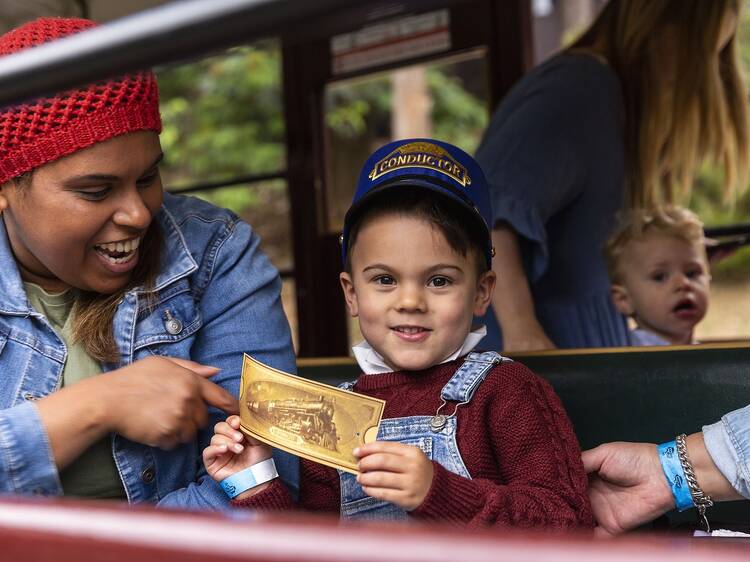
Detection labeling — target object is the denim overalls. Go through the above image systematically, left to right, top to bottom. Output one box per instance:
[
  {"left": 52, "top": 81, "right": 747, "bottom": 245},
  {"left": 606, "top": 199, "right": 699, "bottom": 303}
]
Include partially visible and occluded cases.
[{"left": 338, "top": 351, "right": 505, "bottom": 520}]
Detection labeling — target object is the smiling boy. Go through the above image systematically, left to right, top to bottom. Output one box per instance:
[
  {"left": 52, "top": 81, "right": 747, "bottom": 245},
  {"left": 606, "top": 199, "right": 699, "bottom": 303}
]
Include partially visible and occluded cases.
[
  {"left": 204, "top": 139, "right": 593, "bottom": 528},
  {"left": 605, "top": 206, "right": 710, "bottom": 346}
]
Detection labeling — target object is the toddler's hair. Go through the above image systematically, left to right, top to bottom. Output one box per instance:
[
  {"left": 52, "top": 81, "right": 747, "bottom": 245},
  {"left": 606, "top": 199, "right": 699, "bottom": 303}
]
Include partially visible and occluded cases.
[
  {"left": 345, "top": 188, "right": 489, "bottom": 275},
  {"left": 605, "top": 206, "right": 706, "bottom": 282}
]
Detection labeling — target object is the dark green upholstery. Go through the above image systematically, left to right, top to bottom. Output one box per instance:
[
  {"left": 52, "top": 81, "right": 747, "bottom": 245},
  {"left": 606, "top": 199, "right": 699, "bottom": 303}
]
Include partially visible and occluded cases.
[{"left": 297, "top": 344, "right": 750, "bottom": 527}]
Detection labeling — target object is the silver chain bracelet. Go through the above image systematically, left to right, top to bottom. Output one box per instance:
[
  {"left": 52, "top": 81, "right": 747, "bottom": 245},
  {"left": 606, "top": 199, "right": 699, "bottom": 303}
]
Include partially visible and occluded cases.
[{"left": 676, "top": 433, "right": 714, "bottom": 533}]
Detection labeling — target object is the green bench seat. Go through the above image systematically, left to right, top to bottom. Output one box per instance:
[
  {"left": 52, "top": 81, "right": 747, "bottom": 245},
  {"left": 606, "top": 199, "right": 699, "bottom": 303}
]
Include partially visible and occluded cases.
[{"left": 297, "top": 343, "right": 750, "bottom": 528}]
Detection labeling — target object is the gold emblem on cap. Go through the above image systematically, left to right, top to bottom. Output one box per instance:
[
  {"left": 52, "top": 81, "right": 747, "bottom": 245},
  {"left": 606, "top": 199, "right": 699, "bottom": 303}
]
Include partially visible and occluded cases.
[{"left": 368, "top": 142, "right": 472, "bottom": 187}]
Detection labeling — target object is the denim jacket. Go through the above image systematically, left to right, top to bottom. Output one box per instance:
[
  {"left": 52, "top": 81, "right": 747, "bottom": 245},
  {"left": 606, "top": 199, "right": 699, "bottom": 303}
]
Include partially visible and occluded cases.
[
  {"left": 0, "top": 192, "right": 298, "bottom": 509},
  {"left": 703, "top": 403, "right": 750, "bottom": 499}
]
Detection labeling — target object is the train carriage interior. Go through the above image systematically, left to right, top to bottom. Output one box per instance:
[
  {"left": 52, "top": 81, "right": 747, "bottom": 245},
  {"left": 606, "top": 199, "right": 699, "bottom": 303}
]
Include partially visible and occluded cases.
[{"left": 1, "top": 0, "right": 750, "bottom": 559}]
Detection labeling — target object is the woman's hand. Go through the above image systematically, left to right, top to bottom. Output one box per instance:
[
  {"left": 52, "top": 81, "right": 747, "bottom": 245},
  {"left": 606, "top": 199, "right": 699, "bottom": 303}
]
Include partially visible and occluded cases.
[
  {"left": 36, "top": 355, "right": 238, "bottom": 468},
  {"left": 99, "top": 356, "right": 238, "bottom": 450},
  {"left": 203, "top": 415, "right": 274, "bottom": 499},
  {"left": 354, "top": 441, "right": 434, "bottom": 511},
  {"left": 582, "top": 442, "right": 675, "bottom": 536}
]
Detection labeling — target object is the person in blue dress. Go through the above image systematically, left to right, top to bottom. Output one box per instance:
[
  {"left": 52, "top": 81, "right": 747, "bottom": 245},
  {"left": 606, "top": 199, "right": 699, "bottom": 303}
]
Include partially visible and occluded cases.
[{"left": 475, "top": 0, "right": 748, "bottom": 351}]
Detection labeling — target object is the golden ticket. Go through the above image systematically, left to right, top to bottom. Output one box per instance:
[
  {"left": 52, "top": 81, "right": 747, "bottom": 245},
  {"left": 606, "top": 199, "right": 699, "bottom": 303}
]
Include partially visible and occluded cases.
[{"left": 239, "top": 354, "right": 385, "bottom": 475}]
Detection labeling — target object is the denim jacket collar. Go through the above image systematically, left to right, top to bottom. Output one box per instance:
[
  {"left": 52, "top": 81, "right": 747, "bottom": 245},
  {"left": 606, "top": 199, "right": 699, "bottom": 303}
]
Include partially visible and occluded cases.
[
  {"left": 0, "top": 205, "right": 198, "bottom": 315},
  {"left": 151, "top": 205, "right": 198, "bottom": 292},
  {"left": 0, "top": 218, "right": 32, "bottom": 315}
]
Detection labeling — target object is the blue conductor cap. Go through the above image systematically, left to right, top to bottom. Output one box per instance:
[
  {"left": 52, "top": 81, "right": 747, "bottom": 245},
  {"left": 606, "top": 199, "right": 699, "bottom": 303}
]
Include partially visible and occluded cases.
[{"left": 341, "top": 138, "right": 494, "bottom": 267}]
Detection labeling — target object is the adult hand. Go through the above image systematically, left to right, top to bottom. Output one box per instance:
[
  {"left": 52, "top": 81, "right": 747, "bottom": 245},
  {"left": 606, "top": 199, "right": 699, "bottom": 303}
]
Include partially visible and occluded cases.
[
  {"left": 100, "top": 356, "right": 238, "bottom": 449},
  {"left": 354, "top": 441, "right": 434, "bottom": 511},
  {"left": 582, "top": 442, "right": 674, "bottom": 536}
]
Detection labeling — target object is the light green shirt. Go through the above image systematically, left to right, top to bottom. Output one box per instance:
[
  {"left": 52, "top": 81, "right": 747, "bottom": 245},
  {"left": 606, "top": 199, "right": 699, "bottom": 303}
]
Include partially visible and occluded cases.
[{"left": 25, "top": 282, "right": 126, "bottom": 499}]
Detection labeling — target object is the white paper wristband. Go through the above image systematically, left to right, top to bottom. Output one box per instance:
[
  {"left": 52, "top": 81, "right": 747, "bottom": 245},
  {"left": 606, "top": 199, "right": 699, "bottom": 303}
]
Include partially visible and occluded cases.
[{"left": 219, "top": 458, "right": 278, "bottom": 499}]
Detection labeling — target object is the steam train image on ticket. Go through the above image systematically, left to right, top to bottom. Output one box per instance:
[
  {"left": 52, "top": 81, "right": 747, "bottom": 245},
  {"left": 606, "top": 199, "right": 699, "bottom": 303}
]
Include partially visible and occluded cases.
[{"left": 247, "top": 393, "right": 340, "bottom": 452}]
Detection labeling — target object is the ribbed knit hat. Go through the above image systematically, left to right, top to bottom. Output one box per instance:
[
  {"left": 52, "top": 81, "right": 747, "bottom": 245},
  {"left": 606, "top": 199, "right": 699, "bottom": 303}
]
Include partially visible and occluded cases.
[{"left": 0, "top": 18, "right": 162, "bottom": 184}]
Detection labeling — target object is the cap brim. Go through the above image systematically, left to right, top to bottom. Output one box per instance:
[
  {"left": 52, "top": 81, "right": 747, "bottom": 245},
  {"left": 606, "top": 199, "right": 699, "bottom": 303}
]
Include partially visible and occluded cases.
[
  {"left": 342, "top": 177, "right": 492, "bottom": 267},
  {"left": 344, "top": 177, "right": 487, "bottom": 234}
]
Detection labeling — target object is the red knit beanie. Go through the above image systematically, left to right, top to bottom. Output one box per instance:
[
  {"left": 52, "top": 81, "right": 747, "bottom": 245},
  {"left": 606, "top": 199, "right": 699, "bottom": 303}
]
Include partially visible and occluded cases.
[{"left": 0, "top": 18, "right": 162, "bottom": 184}]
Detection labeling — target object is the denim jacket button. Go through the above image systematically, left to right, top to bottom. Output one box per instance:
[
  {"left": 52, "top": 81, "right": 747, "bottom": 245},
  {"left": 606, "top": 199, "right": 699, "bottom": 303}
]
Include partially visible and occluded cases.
[
  {"left": 165, "top": 318, "right": 183, "bottom": 335},
  {"left": 23, "top": 392, "right": 39, "bottom": 401},
  {"left": 141, "top": 466, "right": 156, "bottom": 484}
]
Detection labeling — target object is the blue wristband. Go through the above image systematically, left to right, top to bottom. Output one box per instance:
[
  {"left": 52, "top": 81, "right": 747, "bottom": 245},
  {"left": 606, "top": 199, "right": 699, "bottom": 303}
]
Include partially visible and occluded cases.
[
  {"left": 657, "top": 440, "right": 694, "bottom": 511},
  {"left": 219, "top": 458, "right": 278, "bottom": 499}
]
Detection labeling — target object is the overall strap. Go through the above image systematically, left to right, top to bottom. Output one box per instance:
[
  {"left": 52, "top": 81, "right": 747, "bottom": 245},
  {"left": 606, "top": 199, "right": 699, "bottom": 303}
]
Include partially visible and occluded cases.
[{"left": 440, "top": 351, "right": 507, "bottom": 402}]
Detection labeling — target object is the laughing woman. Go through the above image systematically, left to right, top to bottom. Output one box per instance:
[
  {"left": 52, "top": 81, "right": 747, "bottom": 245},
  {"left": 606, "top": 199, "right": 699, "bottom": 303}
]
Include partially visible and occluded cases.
[{"left": 0, "top": 18, "right": 297, "bottom": 507}]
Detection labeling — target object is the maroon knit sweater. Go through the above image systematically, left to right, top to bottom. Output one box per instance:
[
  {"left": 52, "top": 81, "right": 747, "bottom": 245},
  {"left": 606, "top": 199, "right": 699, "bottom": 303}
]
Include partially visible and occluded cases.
[{"left": 235, "top": 358, "right": 594, "bottom": 529}]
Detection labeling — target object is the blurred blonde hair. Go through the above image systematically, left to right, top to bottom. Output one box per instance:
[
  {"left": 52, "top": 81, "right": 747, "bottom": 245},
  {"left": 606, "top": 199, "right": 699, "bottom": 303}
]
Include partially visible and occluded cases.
[
  {"left": 572, "top": 0, "right": 749, "bottom": 208},
  {"left": 605, "top": 206, "right": 706, "bottom": 282}
]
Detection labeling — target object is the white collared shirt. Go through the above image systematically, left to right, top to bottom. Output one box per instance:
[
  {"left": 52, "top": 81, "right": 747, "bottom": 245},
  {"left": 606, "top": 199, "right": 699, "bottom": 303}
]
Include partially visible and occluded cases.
[{"left": 351, "top": 325, "right": 488, "bottom": 375}]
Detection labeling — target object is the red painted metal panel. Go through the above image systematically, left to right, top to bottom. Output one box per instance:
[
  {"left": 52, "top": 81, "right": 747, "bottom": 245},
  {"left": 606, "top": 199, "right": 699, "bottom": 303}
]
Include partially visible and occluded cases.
[{"left": 0, "top": 497, "right": 747, "bottom": 562}]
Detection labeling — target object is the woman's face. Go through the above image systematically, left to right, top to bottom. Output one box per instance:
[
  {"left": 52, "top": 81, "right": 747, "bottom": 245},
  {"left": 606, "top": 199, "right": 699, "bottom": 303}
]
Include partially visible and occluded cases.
[{"left": 0, "top": 131, "right": 164, "bottom": 294}]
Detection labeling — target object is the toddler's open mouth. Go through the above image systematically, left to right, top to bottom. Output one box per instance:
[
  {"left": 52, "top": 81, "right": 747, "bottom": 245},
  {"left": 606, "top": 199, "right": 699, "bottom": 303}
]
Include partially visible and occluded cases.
[
  {"left": 672, "top": 298, "right": 700, "bottom": 320},
  {"left": 672, "top": 299, "right": 696, "bottom": 313}
]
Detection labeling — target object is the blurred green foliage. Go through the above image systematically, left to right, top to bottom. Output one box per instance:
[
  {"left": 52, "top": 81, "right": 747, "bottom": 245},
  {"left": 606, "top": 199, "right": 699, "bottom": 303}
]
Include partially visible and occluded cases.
[
  {"left": 156, "top": 9, "right": 750, "bottom": 279},
  {"left": 157, "top": 41, "right": 286, "bottom": 218},
  {"left": 158, "top": 43, "right": 488, "bottom": 270},
  {"left": 158, "top": 46, "right": 488, "bottom": 192},
  {"left": 323, "top": 62, "right": 487, "bottom": 153},
  {"left": 428, "top": 66, "right": 488, "bottom": 152},
  {"left": 325, "top": 77, "right": 390, "bottom": 139}
]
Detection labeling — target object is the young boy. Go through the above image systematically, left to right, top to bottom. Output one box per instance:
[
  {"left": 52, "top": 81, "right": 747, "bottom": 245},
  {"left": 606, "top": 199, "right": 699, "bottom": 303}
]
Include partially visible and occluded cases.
[
  {"left": 204, "top": 139, "right": 593, "bottom": 528},
  {"left": 605, "top": 206, "right": 710, "bottom": 346}
]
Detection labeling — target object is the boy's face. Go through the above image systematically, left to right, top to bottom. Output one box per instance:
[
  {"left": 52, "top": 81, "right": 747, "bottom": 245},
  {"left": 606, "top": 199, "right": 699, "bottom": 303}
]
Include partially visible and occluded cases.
[
  {"left": 340, "top": 213, "right": 495, "bottom": 372},
  {"left": 611, "top": 232, "right": 710, "bottom": 344}
]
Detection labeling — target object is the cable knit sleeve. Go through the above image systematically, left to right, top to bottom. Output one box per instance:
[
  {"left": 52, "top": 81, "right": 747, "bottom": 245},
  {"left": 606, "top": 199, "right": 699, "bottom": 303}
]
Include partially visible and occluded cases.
[
  {"left": 411, "top": 365, "right": 594, "bottom": 529},
  {"left": 233, "top": 459, "right": 340, "bottom": 514}
]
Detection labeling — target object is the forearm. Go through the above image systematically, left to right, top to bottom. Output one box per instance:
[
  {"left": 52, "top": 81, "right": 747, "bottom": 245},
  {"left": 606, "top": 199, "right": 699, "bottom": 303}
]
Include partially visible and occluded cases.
[
  {"left": 491, "top": 226, "right": 537, "bottom": 327},
  {"left": 491, "top": 227, "right": 553, "bottom": 349},
  {"left": 35, "top": 377, "right": 111, "bottom": 469},
  {"left": 701, "top": 404, "right": 750, "bottom": 500},
  {"left": 686, "top": 432, "right": 743, "bottom": 502},
  {"left": 584, "top": 434, "right": 743, "bottom": 536},
  {"left": 233, "top": 460, "right": 338, "bottom": 513}
]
